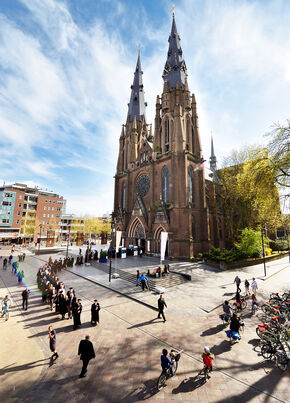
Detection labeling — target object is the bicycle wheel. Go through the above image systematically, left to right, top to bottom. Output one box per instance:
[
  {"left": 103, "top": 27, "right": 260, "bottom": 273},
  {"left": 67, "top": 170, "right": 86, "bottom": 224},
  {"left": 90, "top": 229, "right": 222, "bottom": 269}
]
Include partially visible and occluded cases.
[
  {"left": 241, "top": 300, "right": 247, "bottom": 310},
  {"left": 261, "top": 344, "right": 275, "bottom": 360},
  {"left": 275, "top": 353, "right": 288, "bottom": 371},
  {"left": 172, "top": 360, "right": 178, "bottom": 374},
  {"left": 157, "top": 373, "right": 167, "bottom": 390}
]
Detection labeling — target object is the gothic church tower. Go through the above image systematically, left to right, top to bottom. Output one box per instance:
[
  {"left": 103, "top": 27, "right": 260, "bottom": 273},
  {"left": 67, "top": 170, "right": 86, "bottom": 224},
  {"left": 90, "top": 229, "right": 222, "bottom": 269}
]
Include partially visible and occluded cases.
[{"left": 113, "top": 15, "right": 225, "bottom": 258}]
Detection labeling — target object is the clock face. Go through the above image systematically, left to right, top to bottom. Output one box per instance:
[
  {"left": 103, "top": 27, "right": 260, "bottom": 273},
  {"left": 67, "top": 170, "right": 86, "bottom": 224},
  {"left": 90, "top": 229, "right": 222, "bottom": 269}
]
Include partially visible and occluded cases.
[{"left": 136, "top": 174, "right": 150, "bottom": 197}]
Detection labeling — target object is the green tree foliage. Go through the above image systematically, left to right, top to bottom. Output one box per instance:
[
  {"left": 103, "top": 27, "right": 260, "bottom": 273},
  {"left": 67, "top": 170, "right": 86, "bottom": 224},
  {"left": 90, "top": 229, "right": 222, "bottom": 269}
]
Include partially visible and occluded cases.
[
  {"left": 219, "top": 145, "right": 281, "bottom": 240},
  {"left": 84, "top": 217, "right": 111, "bottom": 238},
  {"left": 236, "top": 228, "right": 268, "bottom": 258}
]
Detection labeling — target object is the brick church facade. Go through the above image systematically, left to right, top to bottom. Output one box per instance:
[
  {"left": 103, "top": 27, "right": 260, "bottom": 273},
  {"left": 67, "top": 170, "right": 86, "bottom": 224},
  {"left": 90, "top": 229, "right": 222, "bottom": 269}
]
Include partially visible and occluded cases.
[{"left": 112, "top": 15, "right": 225, "bottom": 259}]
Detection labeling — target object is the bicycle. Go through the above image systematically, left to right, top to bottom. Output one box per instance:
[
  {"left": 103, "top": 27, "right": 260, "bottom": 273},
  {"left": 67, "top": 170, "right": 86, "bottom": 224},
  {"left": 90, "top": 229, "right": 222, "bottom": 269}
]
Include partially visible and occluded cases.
[
  {"left": 233, "top": 298, "right": 247, "bottom": 313},
  {"left": 157, "top": 349, "right": 183, "bottom": 390},
  {"left": 199, "top": 365, "right": 212, "bottom": 382}
]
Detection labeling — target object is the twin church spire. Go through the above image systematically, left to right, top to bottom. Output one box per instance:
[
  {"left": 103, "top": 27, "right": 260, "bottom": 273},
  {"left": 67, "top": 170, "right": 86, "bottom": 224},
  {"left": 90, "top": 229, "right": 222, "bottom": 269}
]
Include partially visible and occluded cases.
[{"left": 127, "top": 14, "right": 187, "bottom": 122}]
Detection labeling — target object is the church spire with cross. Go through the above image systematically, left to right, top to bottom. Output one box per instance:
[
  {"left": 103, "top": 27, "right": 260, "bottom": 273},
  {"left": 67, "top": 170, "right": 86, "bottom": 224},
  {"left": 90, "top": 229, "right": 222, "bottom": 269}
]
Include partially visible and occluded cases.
[
  {"left": 162, "top": 7, "right": 188, "bottom": 89},
  {"left": 127, "top": 46, "right": 146, "bottom": 122},
  {"left": 210, "top": 135, "right": 217, "bottom": 172}
]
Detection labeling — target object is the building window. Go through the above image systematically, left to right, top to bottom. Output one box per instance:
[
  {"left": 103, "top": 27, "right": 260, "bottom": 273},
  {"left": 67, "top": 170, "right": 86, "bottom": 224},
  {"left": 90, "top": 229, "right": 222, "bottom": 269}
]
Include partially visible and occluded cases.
[
  {"left": 186, "top": 115, "right": 191, "bottom": 150},
  {"left": 164, "top": 117, "right": 169, "bottom": 151},
  {"left": 188, "top": 166, "right": 194, "bottom": 203},
  {"left": 162, "top": 167, "right": 169, "bottom": 202},
  {"left": 122, "top": 182, "right": 126, "bottom": 209},
  {"left": 19, "top": 195, "right": 22, "bottom": 200},
  {"left": 49, "top": 200, "right": 51, "bottom": 203},
  {"left": 53, "top": 200, "right": 55, "bottom": 203},
  {"left": 2, "top": 201, "right": 12, "bottom": 206},
  {"left": 18, "top": 203, "right": 21, "bottom": 207},
  {"left": 44, "top": 206, "right": 47, "bottom": 210},
  {"left": 48, "top": 206, "right": 50, "bottom": 210},
  {"left": 52, "top": 207, "right": 54, "bottom": 211},
  {"left": 17, "top": 211, "right": 20, "bottom": 216},
  {"left": 43, "top": 214, "right": 46, "bottom": 218},
  {"left": 47, "top": 214, "right": 50, "bottom": 218},
  {"left": 51, "top": 214, "right": 54, "bottom": 218},
  {"left": 2, "top": 219, "right": 9, "bottom": 223},
  {"left": 16, "top": 220, "right": 20, "bottom": 224},
  {"left": 42, "top": 221, "right": 45, "bottom": 225}
]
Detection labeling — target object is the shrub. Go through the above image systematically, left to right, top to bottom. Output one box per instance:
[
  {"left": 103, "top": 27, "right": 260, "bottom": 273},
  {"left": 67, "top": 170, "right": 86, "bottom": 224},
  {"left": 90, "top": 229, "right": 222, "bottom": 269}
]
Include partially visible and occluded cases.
[
  {"left": 236, "top": 228, "right": 268, "bottom": 258},
  {"left": 269, "top": 239, "right": 288, "bottom": 252},
  {"left": 100, "top": 251, "right": 107, "bottom": 259}
]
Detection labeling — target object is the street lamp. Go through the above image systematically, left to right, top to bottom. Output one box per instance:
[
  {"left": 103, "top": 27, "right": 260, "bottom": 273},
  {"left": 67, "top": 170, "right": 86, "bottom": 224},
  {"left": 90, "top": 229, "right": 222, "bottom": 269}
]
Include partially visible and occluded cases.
[
  {"left": 38, "top": 224, "right": 42, "bottom": 254},
  {"left": 261, "top": 225, "right": 266, "bottom": 277}
]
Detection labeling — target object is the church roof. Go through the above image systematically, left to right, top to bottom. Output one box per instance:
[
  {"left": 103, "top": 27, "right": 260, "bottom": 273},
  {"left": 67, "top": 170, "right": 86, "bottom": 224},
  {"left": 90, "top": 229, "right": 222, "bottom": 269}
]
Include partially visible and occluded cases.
[
  {"left": 162, "top": 15, "right": 188, "bottom": 89},
  {"left": 127, "top": 51, "right": 146, "bottom": 122}
]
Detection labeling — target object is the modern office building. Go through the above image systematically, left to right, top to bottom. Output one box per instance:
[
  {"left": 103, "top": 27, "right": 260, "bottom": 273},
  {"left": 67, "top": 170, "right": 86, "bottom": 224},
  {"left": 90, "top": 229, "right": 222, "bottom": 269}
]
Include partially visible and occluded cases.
[
  {"left": 0, "top": 183, "right": 66, "bottom": 243},
  {"left": 60, "top": 214, "right": 85, "bottom": 242}
]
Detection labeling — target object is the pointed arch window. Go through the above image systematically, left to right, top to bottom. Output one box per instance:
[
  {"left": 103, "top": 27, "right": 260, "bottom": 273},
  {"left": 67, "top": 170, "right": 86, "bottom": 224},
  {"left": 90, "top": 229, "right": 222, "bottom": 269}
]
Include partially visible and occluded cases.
[
  {"left": 186, "top": 115, "right": 191, "bottom": 151},
  {"left": 165, "top": 117, "right": 170, "bottom": 152},
  {"left": 126, "top": 142, "right": 129, "bottom": 168},
  {"left": 188, "top": 166, "right": 194, "bottom": 204},
  {"left": 162, "top": 167, "right": 169, "bottom": 202},
  {"left": 122, "top": 182, "right": 126, "bottom": 210}
]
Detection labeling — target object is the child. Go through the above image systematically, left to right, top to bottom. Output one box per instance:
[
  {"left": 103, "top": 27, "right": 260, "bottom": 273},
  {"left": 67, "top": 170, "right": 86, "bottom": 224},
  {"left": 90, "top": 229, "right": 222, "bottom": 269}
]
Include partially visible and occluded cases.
[
  {"left": 251, "top": 294, "right": 258, "bottom": 313},
  {"left": 202, "top": 346, "right": 214, "bottom": 376},
  {"left": 161, "top": 349, "right": 174, "bottom": 376}
]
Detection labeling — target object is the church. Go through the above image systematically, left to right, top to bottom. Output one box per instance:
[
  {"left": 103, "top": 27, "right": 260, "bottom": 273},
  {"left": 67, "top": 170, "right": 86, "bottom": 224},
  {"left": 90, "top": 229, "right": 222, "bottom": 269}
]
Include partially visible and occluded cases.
[{"left": 112, "top": 14, "right": 225, "bottom": 260}]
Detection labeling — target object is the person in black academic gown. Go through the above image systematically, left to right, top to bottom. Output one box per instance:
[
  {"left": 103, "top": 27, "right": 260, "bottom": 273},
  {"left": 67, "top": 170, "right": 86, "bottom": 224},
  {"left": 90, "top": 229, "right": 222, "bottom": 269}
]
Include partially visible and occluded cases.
[
  {"left": 73, "top": 299, "right": 82, "bottom": 329},
  {"left": 91, "top": 299, "right": 100, "bottom": 325}
]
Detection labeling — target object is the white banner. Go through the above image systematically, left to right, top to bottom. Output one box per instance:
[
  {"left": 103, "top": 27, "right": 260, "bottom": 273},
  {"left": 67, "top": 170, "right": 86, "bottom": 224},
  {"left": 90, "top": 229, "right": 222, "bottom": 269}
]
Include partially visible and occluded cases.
[
  {"left": 116, "top": 231, "right": 122, "bottom": 250},
  {"left": 160, "top": 232, "right": 168, "bottom": 261},
  {"left": 147, "top": 240, "right": 150, "bottom": 252}
]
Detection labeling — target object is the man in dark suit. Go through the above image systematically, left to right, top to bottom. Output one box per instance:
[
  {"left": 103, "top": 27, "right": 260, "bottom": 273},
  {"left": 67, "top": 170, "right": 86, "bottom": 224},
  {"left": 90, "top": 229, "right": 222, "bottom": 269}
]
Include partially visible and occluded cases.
[{"left": 78, "top": 335, "right": 95, "bottom": 378}]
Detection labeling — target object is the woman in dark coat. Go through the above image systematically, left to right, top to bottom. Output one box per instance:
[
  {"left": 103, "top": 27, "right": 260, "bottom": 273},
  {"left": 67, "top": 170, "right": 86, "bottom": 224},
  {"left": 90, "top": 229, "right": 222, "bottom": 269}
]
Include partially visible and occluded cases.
[{"left": 91, "top": 299, "right": 100, "bottom": 325}]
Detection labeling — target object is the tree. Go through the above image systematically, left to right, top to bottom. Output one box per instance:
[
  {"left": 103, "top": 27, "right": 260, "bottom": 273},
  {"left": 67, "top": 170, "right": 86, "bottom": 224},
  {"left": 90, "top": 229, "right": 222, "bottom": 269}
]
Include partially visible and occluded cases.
[
  {"left": 219, "top": 145, "right": 281, "bottom": 241},
  {"left": 84, "top": 217, "right": 111, "bottom": 239}
]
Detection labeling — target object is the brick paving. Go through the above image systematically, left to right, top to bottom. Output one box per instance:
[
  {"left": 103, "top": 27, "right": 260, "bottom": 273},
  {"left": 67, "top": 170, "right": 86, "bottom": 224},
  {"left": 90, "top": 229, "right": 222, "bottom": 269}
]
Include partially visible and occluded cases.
[{"left": 0, "top": 253, "right": 289, "bottom": 403}]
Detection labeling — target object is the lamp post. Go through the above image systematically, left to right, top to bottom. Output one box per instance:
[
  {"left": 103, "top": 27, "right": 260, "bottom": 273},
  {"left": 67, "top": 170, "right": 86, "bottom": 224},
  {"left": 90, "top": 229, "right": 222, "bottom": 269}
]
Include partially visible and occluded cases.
[
  {"left": 38, "top": 224, "right": 42, "bottom": 254},
  {"left": 261, "top": 225, "right": 266, "bottom": 277},
  {"left": 66, "top": 229, "right": 70, "bottom": 260}
]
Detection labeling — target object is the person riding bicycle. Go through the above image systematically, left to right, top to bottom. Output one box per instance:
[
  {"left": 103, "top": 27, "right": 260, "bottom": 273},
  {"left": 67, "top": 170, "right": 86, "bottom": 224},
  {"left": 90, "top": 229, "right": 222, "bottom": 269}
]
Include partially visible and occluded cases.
[
  {"left": 235, "top": 291, "right": 242, "bottom": 312},
  {"left": 251, "top": 294, "right": 258, "bottom": 312},
  {"left": 222, "top": 300, "right": 232, "bottom": 322},
  {"left": 202, "top": 346, "right": 214, "bottom": 376},
  {"left": 161, "top": 349, "right": 174, "bottom": 376}
]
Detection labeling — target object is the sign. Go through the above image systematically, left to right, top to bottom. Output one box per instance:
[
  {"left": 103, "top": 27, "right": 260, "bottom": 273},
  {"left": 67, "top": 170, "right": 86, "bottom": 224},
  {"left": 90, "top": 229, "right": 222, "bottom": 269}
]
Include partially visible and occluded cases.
[
  {"left": 116, "top": 230, "right": 122, "bottom": 249},
  {"left": 160, "top": 232, "right": 168, "bottom": 262},
  {"left": 147, "top": 240, "right": 150, "bottom": 252},
  {"left": 121, "top": 247, "right": 127, "bottom": 259}
]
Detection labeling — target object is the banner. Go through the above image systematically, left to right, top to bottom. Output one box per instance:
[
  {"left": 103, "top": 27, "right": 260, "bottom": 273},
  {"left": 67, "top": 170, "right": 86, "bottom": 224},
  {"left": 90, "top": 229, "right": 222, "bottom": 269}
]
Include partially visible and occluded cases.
[
  {"left": 116, "top": 230, "right": 122, "bottom": 250},
  {"left": 160, "top": 232, "right": 168, "bottom": 262},
  {"left": 147, "top": 240, "right": 150, "bottom": 252}
]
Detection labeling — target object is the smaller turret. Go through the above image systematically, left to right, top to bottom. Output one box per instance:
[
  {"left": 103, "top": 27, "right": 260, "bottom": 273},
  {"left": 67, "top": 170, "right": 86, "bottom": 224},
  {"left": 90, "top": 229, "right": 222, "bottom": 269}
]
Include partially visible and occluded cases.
[{"left": 210, "top": 136, "right": 217, "bottom": 172}]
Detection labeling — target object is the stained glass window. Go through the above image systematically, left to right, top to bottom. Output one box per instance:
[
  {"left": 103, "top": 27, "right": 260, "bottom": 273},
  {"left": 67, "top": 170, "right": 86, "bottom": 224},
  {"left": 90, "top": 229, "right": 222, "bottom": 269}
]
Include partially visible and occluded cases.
[{"left": 188, "top": 166, "right": 193, "bottom": 203}]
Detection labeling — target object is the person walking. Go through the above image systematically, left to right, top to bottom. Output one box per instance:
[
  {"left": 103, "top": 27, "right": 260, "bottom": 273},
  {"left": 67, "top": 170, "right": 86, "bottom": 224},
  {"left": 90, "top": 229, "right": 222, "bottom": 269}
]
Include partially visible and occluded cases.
[
  {"left": 136, "top": 270, "right": 140, "bottom": 287},
  {"left": 140, "top": 273, "right": 149, "bottom": 291},
  {"left": 234, "top": 275, "right": 241, "bottom": 292},
  {"left": 251, "top": 277, "right": 258, "bottom": 295},
  {"left": 244, "top": 279, "right": 250, "bottom": 296},
  {"left": 22, "top": 288, "right": 29, "bottom": 310},
  {"left": 157, "top": 295, "right": 167, "bottom": 322},
  {"left": 73, "top": 299, "right": 82, "bottom": 330},
  {"left": 91, "top": 299, "right": 100, "bottom": 325},
  {"left": 48, "top": 325, "right": 59, "bottom": 360},
  {"left": 78, "top": 335, "right": 95, "bottom": 378}
]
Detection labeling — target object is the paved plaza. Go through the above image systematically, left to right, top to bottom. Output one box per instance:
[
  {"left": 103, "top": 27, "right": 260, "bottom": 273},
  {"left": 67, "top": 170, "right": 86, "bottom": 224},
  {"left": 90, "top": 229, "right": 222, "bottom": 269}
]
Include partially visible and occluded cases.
[{"left": 0, "top": 247, "right": 289, "bottom": 403}]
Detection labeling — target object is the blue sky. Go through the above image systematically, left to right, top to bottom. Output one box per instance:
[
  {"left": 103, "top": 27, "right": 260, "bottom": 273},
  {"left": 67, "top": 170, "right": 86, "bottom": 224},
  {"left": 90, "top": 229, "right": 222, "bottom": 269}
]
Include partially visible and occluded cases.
[{"left": 0, "top": 0, "right": 289, "bottom": 215}]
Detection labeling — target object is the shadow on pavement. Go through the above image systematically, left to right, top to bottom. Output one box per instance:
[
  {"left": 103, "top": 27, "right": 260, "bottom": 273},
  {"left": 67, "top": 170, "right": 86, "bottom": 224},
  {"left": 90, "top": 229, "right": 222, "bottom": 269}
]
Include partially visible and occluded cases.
[
  {"left": 127, "top": 318, "right": 164, "bottom": 329},
  {"left": 200, "top": 323, "right": 225, "bottom": 336},
  {"left": 210, "top": 339, "right": 232, "bottom": 356},
  {"left": 0, "top": 359, "right": 47, "bottom": 375},
  {"left": 172, "top": 375, "right": 205, "bottom": 394},
  {"left": 118, "top": 379, "right": 158, "bottom": 402}
]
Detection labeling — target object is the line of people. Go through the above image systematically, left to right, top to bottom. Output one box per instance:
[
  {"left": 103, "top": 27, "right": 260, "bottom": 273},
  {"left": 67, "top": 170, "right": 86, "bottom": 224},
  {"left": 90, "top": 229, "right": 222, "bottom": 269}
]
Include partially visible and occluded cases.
[{"left": 37, "top": 264, "right": 101, "bottom": 330}]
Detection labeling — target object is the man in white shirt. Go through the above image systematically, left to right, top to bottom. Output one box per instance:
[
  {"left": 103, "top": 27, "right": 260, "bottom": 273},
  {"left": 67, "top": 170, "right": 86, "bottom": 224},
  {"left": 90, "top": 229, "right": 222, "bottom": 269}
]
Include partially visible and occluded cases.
[{"left": 251, "top": 277, "right": 258, "bottom": 295}]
